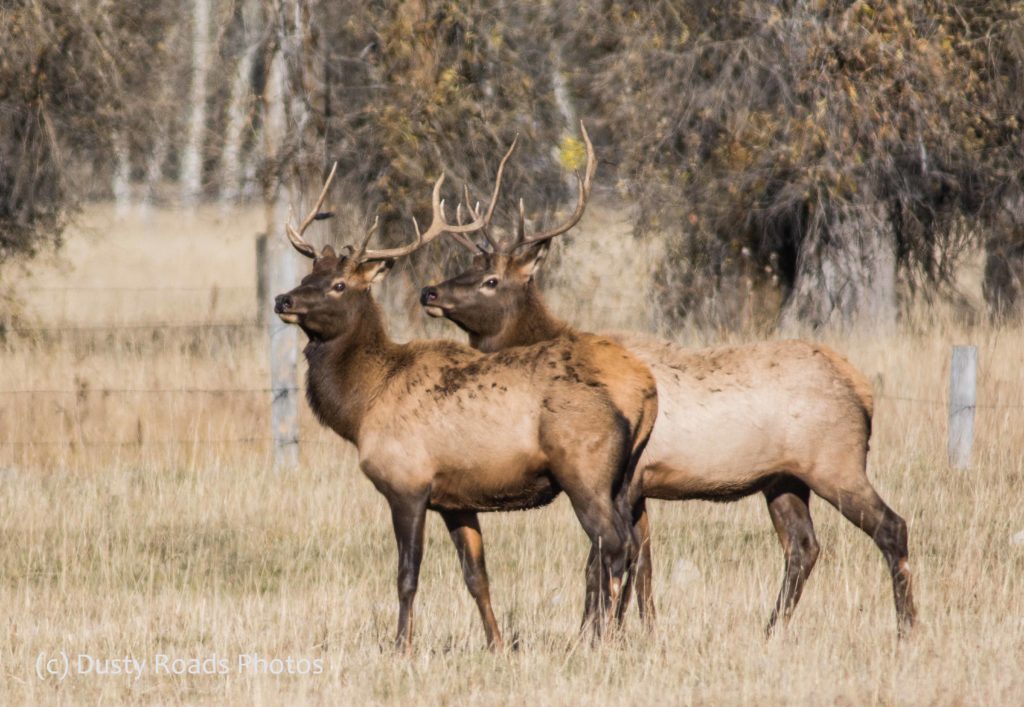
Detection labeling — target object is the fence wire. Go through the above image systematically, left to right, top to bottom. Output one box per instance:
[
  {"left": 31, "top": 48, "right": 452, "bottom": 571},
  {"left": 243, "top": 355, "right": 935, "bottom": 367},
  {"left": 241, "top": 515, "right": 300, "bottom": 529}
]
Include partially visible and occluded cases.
[
  {"left": 0, "top": 309, "right": 1020, "bottom": 450},
  {"left": 0, "top": 388, "right": 1018, "bottom": 449}
]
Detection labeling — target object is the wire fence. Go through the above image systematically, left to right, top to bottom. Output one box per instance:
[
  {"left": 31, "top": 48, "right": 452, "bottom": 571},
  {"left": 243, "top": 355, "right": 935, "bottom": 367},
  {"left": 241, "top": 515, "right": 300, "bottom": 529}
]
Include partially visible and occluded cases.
[
  {"left": 5, "top": 284, "right": 261, "bottom": 337},
  {"left": 22, "top": 286, "right": 254, "bottom": 293},
  {"left": 0, "top": 310, "right": 1020, "bottom": 451},
  {"left": 6, "top": 321, "right": 259, "bottom": 335},
  {"left": 0, "top": 387, "right": 1019, "bottom": 450},
  {"left": 878, "top": 394, "right": 1024, "bottom": 409}
]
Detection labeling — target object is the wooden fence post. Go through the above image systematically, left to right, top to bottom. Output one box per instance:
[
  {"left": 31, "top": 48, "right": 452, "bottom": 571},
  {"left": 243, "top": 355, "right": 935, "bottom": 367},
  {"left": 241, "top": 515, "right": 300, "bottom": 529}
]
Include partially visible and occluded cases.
[
  {"left": 261, "top": 37, "right": 302, "bottom": 472},
  {"left": 268, "top": 222, "right": 299, "bottom": 470},
  {"left": 255, "top": 233, "right": 268, "bottom": 327},
  {"left": 948, "top": 345, "right": 977, "bottom": 469}
]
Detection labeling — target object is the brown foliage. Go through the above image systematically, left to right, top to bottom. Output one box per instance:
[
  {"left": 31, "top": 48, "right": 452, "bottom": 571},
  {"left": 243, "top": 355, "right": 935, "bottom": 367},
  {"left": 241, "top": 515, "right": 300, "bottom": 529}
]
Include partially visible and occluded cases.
[
  {"left": 0, "top": 0, "right": 181, "bottom": 260},
  {"left": 566, "top": 0, "right": 1024, "bottom": 323}
]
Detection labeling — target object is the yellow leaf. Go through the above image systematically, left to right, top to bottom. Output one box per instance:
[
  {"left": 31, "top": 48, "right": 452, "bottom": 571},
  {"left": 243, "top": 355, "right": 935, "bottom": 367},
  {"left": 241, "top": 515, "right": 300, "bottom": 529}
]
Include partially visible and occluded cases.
[{"left": 559, "top": 135, "right": 586, "bottom": 171}]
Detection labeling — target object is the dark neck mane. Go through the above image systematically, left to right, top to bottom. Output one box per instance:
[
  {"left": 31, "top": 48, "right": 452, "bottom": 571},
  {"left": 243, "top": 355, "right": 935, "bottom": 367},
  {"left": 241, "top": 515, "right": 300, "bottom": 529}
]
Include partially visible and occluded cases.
[
  {"left": 471, "top": 283, "right": 570, "bottom": 353},
  {"left": 302, "top": 296, "right": 396, "bottom": 443}
]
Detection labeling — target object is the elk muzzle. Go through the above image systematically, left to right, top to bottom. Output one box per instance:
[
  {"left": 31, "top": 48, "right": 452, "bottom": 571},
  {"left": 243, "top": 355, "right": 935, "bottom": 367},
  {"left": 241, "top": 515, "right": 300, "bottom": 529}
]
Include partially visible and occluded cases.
[
  {"left": 420, "top": 286, "right": 445, "bottom": 318},
  {"left": 275, "top": 293, "right": 300, "bottom": 323}
]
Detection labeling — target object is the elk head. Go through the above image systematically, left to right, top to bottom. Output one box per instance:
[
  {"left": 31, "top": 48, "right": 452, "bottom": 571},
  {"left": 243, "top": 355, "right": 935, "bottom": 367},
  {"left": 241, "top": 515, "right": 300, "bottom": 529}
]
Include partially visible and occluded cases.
[
  {"left": 420, "top": 122, "right": 596, "bottom": 340},
  {"left": 275, "top": 162, "right": 501, "bottom": 342}
]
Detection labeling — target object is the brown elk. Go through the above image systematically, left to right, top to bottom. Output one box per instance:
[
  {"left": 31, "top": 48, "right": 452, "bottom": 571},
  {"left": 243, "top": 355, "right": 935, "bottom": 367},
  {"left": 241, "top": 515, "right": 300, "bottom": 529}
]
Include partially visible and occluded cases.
[
  {"left": 420, "top": 124, "right": 916, "bottom": 637},
  {"left": 274, "top": 162, "right": 658, "bottom": 652}
]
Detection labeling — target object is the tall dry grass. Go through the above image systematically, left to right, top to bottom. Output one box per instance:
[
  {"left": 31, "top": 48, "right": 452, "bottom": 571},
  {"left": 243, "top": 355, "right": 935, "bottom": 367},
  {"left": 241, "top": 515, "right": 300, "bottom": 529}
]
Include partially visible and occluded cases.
[{"left": 0, "top": 204, "right": 1022, "bottom": 704}]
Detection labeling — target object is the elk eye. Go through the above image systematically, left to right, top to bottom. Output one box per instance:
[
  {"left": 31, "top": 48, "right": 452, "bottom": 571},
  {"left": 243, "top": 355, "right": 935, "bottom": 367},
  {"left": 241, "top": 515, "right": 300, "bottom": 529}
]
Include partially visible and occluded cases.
[
  {"left": 483, "top": 278, "right": 499, "bottom": 289},
  {"left": 333, "top": 282, "right": 346, "bottom": 292}
]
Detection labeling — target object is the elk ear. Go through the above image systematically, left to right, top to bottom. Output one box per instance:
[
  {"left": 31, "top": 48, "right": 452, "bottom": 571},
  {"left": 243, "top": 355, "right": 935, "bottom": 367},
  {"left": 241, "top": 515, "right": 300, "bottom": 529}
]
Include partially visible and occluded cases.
[
  {"left": 512, "top": 241, "right": 550, "bottom": 280},
  {"left": 320, "top": 244, "right": 337, "bottom": 259},
  {"left": 356, "top": 258, "right": 395, "bottom": 285}
]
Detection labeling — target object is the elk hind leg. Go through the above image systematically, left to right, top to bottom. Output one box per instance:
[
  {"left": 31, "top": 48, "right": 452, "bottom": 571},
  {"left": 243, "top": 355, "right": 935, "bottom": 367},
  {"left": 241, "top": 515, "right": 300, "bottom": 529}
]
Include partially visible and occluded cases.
[
  {"left": 809, "top": 462, "right": 916, "bottom": 637},
  {"left": 763, "top": 477, "right": 819, "bottom": 636},
  {"left": 565, "top": 487, "right": 630, "bottom": 638},
  {"left": 615, "top": 501, "right": 654, "bottom": 629},
  {"left": 441, "top": 510, "right": 504, "bottom": 651}
]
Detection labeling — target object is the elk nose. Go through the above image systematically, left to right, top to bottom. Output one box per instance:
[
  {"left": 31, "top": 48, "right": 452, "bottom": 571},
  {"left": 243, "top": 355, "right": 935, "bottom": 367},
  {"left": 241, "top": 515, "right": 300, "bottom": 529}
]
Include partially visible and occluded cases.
[
  {"left": 420, "top": 286, "right": 438, "bottom": 305},
  {"left": 274, "top": 294, "right": 293, "bottom": 313}
]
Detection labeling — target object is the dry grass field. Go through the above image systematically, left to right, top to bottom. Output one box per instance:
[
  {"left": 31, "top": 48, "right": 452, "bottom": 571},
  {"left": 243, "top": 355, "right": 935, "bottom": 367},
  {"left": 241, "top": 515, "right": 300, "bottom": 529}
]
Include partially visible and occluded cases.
[{"left": 1, "top": 205, "right": 1022, "bottom": 704}]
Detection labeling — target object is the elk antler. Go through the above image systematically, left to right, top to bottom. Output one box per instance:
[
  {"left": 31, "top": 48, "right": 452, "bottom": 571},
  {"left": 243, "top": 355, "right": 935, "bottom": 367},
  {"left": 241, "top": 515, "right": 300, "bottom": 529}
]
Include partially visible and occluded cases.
[
  {"left": 507, "top": 121, "right": 595, "bottom": 254},
  {"left": 444, "top": 136, "right": 518, "bottom": 254},
  {"left": 358, "top": 137, "right": 517, "bottom": 261},
  {"left": 285, "top": 162, "right": 339, "bottom": 259},
  {"left": 446, "top": 203, "right": 483, "bottom": 253}
]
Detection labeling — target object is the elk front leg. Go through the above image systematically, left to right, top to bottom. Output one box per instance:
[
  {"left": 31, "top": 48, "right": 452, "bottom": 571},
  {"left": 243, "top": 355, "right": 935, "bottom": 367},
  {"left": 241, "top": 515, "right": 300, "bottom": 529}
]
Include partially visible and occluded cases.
[
  {"left": 388, "top": 493, "right": 428, "bottom": 655},
  {"left": 441, "top": 510, "right": 504, "bottom": 651}
]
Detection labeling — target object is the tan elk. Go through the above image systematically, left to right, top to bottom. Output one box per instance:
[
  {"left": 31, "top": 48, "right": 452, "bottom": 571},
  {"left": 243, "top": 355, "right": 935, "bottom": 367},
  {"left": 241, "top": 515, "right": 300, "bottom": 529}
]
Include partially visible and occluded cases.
[
  {"left": 420, "top": 124, "right": 916, "bottom": 637},
  {"left": 274, "top": 162, "right": 657, "bottom": 652}
]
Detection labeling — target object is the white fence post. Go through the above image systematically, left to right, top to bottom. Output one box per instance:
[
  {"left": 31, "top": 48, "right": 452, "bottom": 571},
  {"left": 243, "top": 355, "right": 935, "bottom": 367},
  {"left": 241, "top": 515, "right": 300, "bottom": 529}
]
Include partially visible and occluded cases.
[{"left": 948, "top": 345, "right": 977, "bottom": 469}]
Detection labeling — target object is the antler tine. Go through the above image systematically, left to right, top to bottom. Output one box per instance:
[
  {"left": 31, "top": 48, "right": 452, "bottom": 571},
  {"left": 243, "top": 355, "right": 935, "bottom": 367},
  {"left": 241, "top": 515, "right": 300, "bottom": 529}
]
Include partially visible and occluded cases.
[
  {"left": 509, "top": 122, "right": 596, "bottom": 253},
  {"left": 361, "top": 135, "right": 519, "bottom": 261},
  {"left": 476, "top": 135, "right": 517, "bottom": 251},
  {"left": 483, "top": 135, "right": 517, "bottom": 225},
  {"left": 285, "top": 162, "right": 339, "bottom": 258},
  {"left": 360, "top": 173, "right": 465, "bottom": 260},
  {"left": 464, "top": 185, "right": 493, "bottom": 248},
  {"left": 516, "top": 198, "right": 526, "bottom": 242},
  {"left": 446, "top": 202, "right": 482, "bottom": 253},
  {"left": 353, "top": 216, "right": 380, "bottom": 260}
]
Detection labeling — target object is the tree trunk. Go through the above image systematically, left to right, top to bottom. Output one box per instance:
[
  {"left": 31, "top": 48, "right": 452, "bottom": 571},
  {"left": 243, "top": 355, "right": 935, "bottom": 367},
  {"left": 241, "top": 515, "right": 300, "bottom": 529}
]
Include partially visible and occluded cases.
[
  {"left": 181, "top": 0, "right": 211, "bottom": 204},
  {"left": 219, "top": 0, "right": 262, "bottom": 203},
  {"left": 550, "top": 52, "right": 580, "bottom": 197},
  {"left": 143, "top": 130, "right": 169, "bottom": 209},
  {"left": 112, "top": 131, "right": 132, "bottom": 217},
  {"left": 983, "top": 192, "right": 1024, "bottom": 323},
  {"left": 782, "top": 196, "right": 898, "bottom": 331}
]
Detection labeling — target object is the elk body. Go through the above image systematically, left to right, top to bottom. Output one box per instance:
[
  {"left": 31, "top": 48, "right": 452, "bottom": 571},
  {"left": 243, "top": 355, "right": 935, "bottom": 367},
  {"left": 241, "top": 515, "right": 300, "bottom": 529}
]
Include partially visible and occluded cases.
[
  {"left": 420, "top": 126, "right": 916, "bottom": 637},
  {"left": 274, "top": 165, "right": 657, "bottom": 652}
]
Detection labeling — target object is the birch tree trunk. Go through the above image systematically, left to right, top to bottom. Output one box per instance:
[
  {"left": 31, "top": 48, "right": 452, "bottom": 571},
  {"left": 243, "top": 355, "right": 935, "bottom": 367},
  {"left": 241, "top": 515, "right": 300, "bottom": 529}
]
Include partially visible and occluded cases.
[
  {"left": 181, "top": 0, "right": 211, "bottom": 204},
  {"left": 219, "top": 0, "right": 262, "bottom": 203},
  {"left": 551, "top": 51, "right": 580, "bottom": 196},
  {"left": 112, "top": 131, "right": 132, "bottom": 218},
  {"left": 142, "top": 131, "right": 169, "bottom": 210},
  {"left": 983, "top": 192, "right": 1024, "bottom": 322},
  {"left": 782, "top": 196, "right": 898, "bottom": 331}
]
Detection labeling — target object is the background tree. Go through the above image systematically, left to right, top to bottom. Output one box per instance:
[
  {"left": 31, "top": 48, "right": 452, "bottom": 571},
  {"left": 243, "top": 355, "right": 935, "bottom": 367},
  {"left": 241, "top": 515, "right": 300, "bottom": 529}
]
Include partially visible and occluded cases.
[
  {"left": 0, "top": 0, "right": 178, "bottom": 259},
  {"left": 2, "top": 0, "right": 1022, "bottom": 328},
  {"left": 564, "top": 0, "right": 1024, "bottom": 328}
]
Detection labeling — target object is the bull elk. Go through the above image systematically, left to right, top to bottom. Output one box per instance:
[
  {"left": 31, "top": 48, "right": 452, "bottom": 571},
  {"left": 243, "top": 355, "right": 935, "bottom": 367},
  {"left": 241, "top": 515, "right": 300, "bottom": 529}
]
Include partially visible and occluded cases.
[
  {"left": 420, "top": 124, "right": 916, "bottom": 637},
  {"left": 274, "top": 161, "right": 657, "bottom": 652}
]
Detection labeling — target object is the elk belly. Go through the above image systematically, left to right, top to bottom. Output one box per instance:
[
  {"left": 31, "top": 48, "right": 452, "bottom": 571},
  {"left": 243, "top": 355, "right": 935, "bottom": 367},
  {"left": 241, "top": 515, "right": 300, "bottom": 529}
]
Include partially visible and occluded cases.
[
  {"left": 638, "top": 381, "right": 793, "bottom": 501},
  {"left": 428, "top": 449, "right": 559, "bottom": 513}
]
